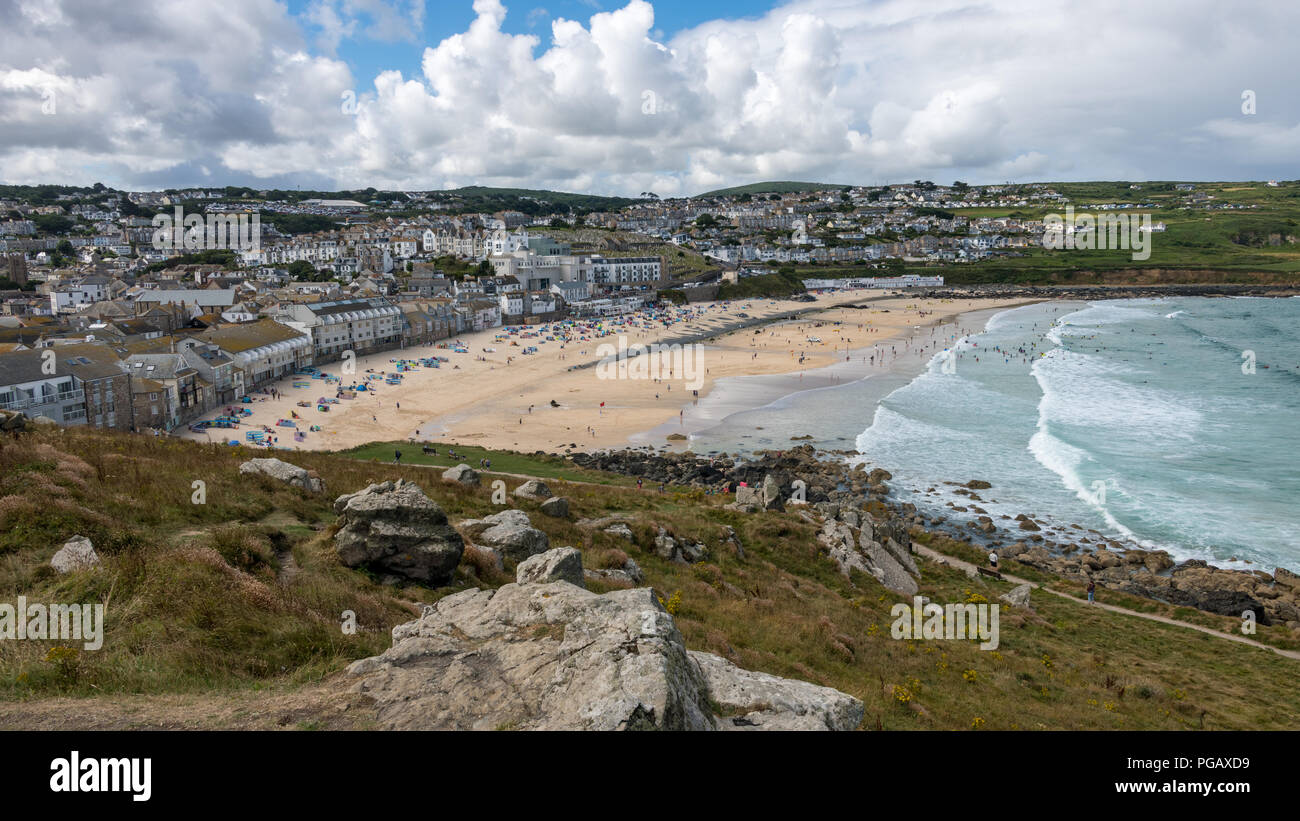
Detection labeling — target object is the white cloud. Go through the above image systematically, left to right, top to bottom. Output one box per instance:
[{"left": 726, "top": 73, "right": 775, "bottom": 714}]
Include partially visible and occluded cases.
[{"left": 1, "top": 0, "right": 1298, "bottom": 194}]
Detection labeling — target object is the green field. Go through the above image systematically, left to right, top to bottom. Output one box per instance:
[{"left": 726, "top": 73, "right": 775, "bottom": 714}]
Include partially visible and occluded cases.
[
  {"left": 799, "top": 181, "right": 1300, "bottom": 285},
  {"left": 340, "top": 441, "right": 640, "bottom": 487}
]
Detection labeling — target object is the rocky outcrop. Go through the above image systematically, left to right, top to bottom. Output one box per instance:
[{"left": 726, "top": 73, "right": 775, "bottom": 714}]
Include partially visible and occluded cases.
[
  {"left": 0, "top": 410, "right": 29, "bottom": 432},
  {"left": 575, "top": 444, "right": 1300, "bottom": 630},
  {"left": 239, "top": 458, "right": 324, "bottom": 493},
  {"left": 442, "top": 464, "right": 480, "bottom": 486},
  {"left": 760, "top": 475, "right": 786, "bottom": 512},
  {"left": 513, "top": 479, "right": 553, "bottom": 501},
  {"left": 333, "top": 480, "right": 464, "bottom": 585},
  {"left": 734, "top": 485, "right": 762, "bottom": 511},
  {"left": 539, "top": 497, "right": 569, "bottom": 518},
  {"left": 458, "top": 509, "right": 550, "bottom": 563},
  {"left": 816, "top": 512, "right": 918, "bottom": 596},
  {"left": 604, "top": 523, "right": 634, "bottom": 541},
  {"left": 721, "top": 526, "right": 745, "bottom": 559},
  {"left": 652, "top": 527, "right": 707, "bottom": 564},
  {"left": 51, "top": 535, "right": 99, "bottom": 574},
  {"left": 1010, "top": 545, "right": 1299, "bottom": 627},
  {"left": 515, "top": 547, "right": 585, "bottom": 588},
  {"left": 584, "top": 556, "right": 644, "bottom": 586},
  {"left": 1114, "top": 561, "right": 1282, "bottom": 624},
  {"left": 346, "top": 579, "right": 862, "bottom": 730},
  {"left": 999, "top": 583, "right": 1033, "bottom": 610},
  {"left": 689, "top": 650, "right": 863, "bottom": 730}
]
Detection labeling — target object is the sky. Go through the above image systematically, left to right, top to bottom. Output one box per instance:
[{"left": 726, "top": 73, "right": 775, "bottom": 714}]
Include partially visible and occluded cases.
[{"left": 1, "top": 0, "right": 1297, "bottom": 197}]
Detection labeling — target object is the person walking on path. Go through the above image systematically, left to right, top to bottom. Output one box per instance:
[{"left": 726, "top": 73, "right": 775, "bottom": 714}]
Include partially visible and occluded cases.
[
  {"left": 394, "top": 449, "right": 402, "bottom": 465},
  {"left": 988, "top": 550, "right": 999, "bottom": 573},
  {"left": 1087, "top": 580, "right": 1096, "bottom": 604}
]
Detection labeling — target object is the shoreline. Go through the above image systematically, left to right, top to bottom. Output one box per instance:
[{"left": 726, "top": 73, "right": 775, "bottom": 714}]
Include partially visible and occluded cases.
[
  {"left": 179, "top": 290, "right": 1035, "bottom": 454},
  {"left": 632, "top": 302, "right": 1033, "bottom": 451}
]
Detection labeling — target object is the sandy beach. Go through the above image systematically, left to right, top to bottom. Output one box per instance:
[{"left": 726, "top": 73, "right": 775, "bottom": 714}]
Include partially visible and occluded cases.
[{"left": 180, "top": 290, "right": 1037, "bottom": 454}]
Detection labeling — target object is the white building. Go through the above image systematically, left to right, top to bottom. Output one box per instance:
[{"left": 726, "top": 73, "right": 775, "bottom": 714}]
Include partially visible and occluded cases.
[{"left": 278, "top": 297, "right": 404, "bottom": 361}]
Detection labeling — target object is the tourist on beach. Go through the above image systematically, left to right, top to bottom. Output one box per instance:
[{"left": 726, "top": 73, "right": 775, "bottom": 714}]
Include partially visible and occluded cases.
[{"left": 1087, "top": 580, "right": 1096, "bottom": 604}]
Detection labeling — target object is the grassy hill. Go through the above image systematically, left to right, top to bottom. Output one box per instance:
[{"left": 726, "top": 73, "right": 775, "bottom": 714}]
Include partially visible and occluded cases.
[
  {"left": 699, "top": 181, "right": 851, "bottom": 198},
  {"left": 443, "top": 186, "right": 640, "bottom": 214},
  {"left": 1, "top": 428, "right": 1297, "bottom": 730}
]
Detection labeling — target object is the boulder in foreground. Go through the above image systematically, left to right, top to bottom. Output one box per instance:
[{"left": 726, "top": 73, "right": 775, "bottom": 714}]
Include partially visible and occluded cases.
[
  {"left": 240, "top": 458, "right": 324, "bottom": 493},
  {"left": 442, "top": 463, "right": 480, "bottom": 486},
  {"left": 513, "top": 479, "right": 553, "bottom": 501},
  {"left": 333, "top": 480, "right": 464, "bottom": 585},
  {"left": 458, "top": 509, "right": 550, "bottom": 563},
  {"left": 51, "top": 535, "right": 100, "bottom": 574},
  {"left": 515, "top": 547, "right": 585, "bottom": 588},
  {"left": 347, "top": 580, "right": 863, "bottom": 731}
]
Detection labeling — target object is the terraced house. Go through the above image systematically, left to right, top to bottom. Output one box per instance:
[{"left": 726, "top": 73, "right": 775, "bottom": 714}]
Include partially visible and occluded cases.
[
  {"left": 276, "top": 297, "right": 404, "bottom": 362},
  {"left": 198, "top": 318, "right": 312, "bottom": 390},
  {"left": 0, "top": 343, "right": 133, "bottom": 431}
]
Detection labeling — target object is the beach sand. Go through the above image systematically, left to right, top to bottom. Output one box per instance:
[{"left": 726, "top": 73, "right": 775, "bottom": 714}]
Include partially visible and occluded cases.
[{"left": 180, "top": 291, "right": 1036, "bottom": 454}]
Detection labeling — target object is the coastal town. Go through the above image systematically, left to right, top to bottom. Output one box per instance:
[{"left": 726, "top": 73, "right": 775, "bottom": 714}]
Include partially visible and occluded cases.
[
  {"left": 6, "top": 177, "right": 1259, "bottom": 436},
  {"left": 0, "top": 181, "right": 965, "bottom": 435}
]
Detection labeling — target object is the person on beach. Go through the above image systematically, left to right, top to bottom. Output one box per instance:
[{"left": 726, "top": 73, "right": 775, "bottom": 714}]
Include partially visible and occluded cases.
[{"left": 1087, "top": 580, "right": 1096, "bottom": 604}]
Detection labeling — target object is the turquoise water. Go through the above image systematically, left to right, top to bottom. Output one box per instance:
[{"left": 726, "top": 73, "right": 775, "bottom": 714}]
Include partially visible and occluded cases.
[{"left": 854, "top": 297, "right": 1300, "bottom": 572}]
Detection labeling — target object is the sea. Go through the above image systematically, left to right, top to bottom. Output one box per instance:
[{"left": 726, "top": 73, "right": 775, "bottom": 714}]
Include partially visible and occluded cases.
[{"left": 685, "top": 297, "right": 1300, "bottom": 573}]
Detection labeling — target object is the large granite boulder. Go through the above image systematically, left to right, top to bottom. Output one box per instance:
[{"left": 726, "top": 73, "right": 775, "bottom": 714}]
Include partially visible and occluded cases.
[
  {"left": 240, "top": 458, "right": 324, "bottom": 493},
  {"left": 442, "top": 463, "right": 480, "bottom": 486},
  {"left": 760, "top": 474, "right": 786, "bottom": 512},
  {"left": 513, "top": 479, "right": 553, "bottom": 501},
  {"left": 333, "top": 480, "right": 464, "bottom": 585},
  {"left": 734, "top": 485, "right": 762, "bottom": 509},
  {"left": 539, "top": 497, "right": 569, "bottom": 518},
  {"left": 458, "top": 509, "right": 550, "bottom": 563},
  {"left": 51, "top": 535, "right": 99, "bottom": 574},
  {"left": 516, "top": 547, "right": 585, "bottom": 588},
  {"left": 347, "top": 580, "right": 862, "bottom": 731},
  {"left": 999, "top": 583, "right": 1033, "bottom": 610},
  {"left": 690, "top": 650, "right": 863, "bottom": 730}
]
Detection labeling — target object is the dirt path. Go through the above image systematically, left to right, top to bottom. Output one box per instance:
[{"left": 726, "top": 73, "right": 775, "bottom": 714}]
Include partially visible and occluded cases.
[
  {"left": 914, "top": 544, "right": 1300, "bottom": 661},
  {"left": 0, "top": 681, "right": 377, "bottom": 731}
]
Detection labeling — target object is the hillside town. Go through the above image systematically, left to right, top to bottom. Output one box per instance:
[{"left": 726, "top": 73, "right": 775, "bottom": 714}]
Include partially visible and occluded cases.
[{"left": 0, "top": 178, "right": 1190, "bottom": 434}]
